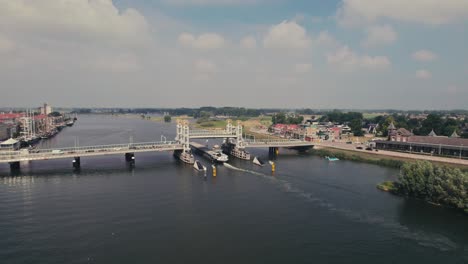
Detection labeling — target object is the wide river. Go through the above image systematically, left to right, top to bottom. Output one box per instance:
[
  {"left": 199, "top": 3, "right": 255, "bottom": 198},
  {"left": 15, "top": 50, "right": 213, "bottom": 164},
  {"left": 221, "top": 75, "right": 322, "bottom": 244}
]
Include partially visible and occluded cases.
[{"left": 0, "top": 115, "right": 467, "bottom": 264}]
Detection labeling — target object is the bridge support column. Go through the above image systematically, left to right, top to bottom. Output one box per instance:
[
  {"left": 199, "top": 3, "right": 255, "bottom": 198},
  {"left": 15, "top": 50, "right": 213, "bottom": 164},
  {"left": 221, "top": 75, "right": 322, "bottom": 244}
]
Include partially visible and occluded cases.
[
  {"left": 269, "top": 147, "right": 278, "bottom": 158},
  {"left": 125, "top": 153, "right": 135, "bottom": 166},
  {"left": 72, "top": 157, "right": 81, "bottom": 169},
  {"left": 9, "top": 161, "right": 20, "bottom": 171}
]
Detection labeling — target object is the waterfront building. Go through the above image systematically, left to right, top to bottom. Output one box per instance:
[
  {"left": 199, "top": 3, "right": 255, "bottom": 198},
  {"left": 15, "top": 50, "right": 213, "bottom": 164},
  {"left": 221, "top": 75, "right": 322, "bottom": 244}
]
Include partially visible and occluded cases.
[
  {"left": 375, "top": 124, "right": 468, "bottom": 159},
  {"left": 0, "top": 138, "right": 20, "bottom": 151}
]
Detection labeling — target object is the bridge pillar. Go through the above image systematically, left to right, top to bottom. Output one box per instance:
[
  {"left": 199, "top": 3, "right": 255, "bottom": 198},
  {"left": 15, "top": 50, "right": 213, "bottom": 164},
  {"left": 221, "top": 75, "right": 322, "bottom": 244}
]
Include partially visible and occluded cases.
[
  {"left": 269, "top": 147, "right": 278, "bottom": 158},
  {"left": 125, "top": 153, "right": 135, "bottom": 166},
  {"left": 72, "top": 157, "right": 81, "bottom": 169},
  {"left": 9, "top": 161, "right": 20, "bottom": 171}
]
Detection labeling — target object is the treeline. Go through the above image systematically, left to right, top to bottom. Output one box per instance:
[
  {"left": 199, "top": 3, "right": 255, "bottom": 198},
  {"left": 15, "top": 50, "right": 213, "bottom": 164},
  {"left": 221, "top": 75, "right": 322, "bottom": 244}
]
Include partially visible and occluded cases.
[
  {"left": 72, "top": 107, "right": 280, "bottom": 118},
  {"left": 317, "top": 110, "right": 468, "bottom": 138},
  {"left": 271, "top": 112, "right": 304, "bottom": 125},
  {"left": 369, "top": 113, "right": 467, "bottom": 137},
  {"left": 393, "top": 161, "right": 468, "bottom": 214}
]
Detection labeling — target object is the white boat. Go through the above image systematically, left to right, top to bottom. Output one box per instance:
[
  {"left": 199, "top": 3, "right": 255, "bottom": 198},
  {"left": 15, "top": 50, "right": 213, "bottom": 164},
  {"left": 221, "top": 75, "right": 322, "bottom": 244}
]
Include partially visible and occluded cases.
[
  {"left": 207, "top": 148, "right": 229, "bottom": 163},
  {"left": 174, "top": 150, "right": 195, "bottom": 164},
  {"left": 253, "top": 156, "right": 265, "bottom": 166},
  {"left": 325, "top": 156, "right": 339, "bottom": 161},
  {"left": 193, "top": 160, "right": 207, "bottom": 172}
]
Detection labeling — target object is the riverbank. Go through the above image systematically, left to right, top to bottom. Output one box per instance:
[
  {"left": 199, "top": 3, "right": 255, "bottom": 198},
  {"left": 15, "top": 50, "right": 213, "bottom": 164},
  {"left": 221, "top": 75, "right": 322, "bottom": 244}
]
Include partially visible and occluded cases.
[
  {"left": 314, "top": 142, "right": 468, "bottom": 170},
  {"left": 310, "top": 146, "right": 468, "bottom": 171}
]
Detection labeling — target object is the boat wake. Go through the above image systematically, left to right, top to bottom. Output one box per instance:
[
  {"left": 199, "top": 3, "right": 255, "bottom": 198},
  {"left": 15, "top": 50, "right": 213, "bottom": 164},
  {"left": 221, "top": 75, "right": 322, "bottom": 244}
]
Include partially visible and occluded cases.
[{"left": 223, "top": 162, "right": 462, "bottom": 253}]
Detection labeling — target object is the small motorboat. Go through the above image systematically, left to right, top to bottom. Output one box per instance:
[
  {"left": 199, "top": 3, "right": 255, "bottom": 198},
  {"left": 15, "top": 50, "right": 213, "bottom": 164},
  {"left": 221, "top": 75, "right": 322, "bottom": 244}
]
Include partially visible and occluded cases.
[
  {"left": 253, "top": 156, "right": 265, "bottom": 166},
  {"left": 325, "top": 156, "right": 339, "bottom": 161},
  {"left": 193, "top": 160, "right": 207, "bottom": 172}
]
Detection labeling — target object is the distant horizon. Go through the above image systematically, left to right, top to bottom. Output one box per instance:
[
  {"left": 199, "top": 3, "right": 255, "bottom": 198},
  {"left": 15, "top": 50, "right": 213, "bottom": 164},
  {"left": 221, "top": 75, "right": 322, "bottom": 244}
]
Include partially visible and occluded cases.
[{"left": 1, "top": 106, "right": 467, "bottom": 113}]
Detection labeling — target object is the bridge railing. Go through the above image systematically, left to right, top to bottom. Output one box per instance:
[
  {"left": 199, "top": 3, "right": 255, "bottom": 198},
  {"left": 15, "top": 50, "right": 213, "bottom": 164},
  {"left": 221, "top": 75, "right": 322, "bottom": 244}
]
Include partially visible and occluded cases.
[{"left": 0, "top": 141, "right": 183, "bottom": 161}]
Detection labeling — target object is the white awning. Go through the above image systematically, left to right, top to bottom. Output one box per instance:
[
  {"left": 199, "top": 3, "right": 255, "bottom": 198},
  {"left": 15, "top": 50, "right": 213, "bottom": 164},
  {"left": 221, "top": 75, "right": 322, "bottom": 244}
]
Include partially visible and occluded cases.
[{"left": 0, "top": 138, "right": 19, "bottom": 145}]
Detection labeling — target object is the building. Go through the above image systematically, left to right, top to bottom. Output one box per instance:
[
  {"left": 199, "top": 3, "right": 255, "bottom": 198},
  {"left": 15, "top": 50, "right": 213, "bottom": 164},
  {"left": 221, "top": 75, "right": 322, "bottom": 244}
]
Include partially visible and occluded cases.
[
  {"left": 39, "top": 103, "right": 52, "bottom": 115},
  {"left": 375, "top": 124, "right": 468, "bottom": 159},
  {"left": 0, "top": 138, "right": 20, "bottom": 151}
]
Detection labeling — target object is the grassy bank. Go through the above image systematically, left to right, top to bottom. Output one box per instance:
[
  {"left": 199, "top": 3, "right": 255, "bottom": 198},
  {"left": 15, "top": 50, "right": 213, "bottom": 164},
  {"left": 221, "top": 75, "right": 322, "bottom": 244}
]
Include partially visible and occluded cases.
[
  {"left": 313, "top": 147, "right": 468, "bottom": 171},
  {"left": 310, "top": 148, "right": 404, "bottom": 168},
  {"left": 376, "top": 181, "right": 398, "bottom": 193}
]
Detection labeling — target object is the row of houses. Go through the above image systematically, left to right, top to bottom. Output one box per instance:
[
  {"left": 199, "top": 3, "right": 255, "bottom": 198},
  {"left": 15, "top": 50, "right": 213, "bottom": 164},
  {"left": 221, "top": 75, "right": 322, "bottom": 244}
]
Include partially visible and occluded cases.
[{"left": 269, "top": 122, "right": 353, "bottom": 141}]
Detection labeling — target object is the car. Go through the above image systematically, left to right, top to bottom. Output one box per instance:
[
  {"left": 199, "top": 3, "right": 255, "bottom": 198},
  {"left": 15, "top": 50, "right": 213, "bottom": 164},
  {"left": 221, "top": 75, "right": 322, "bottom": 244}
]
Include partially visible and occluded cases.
[
  {"left": 346, "top": 141, "right": 353, "bottom": 144},
  {"left": 356, "top": 146, "right": 363, "bottom": 150},
  {"left": 365, "top": 147, "right": 373, "bottom": 151}
]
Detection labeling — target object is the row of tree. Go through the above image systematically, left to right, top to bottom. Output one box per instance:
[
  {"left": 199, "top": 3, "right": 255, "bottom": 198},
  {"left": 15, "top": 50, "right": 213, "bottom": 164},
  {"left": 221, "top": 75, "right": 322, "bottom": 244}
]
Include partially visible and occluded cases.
[
  {"left": 271, "top": 112, "right": 304, "bottom": 125},
  {"left": 369, "top": 113, "right": 467, "bottom": 137},
  {"left": 396, "top": 161, "right": 467, "bottom": 214}
]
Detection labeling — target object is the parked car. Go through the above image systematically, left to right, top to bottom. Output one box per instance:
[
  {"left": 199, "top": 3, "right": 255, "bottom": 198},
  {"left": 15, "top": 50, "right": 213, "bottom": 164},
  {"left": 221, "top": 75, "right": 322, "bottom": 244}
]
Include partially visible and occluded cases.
[
  {"left": 346, "top": 141, "right": 353, "bottom": 144},
  {"left": 356, "top": 146, "right": 363, "bottom": 150},
  {"left": 365, "top": 147, "right": 373, "bottom": 151}
]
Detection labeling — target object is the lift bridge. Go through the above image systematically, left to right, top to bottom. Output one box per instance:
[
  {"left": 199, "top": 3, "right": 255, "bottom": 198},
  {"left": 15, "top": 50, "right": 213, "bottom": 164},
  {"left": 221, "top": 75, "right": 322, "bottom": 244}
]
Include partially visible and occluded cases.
[{"left": 0, "top": 120, "right": 313, "bottom": 171}]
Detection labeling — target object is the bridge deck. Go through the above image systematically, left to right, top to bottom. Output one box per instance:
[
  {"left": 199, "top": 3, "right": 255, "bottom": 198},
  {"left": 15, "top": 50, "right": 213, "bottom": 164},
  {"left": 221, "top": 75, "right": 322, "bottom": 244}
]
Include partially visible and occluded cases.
[
  {"left": 244, "top": 139, "right": 314, "bottom": 148},
  {"left": 0, "top": 141, "right": 183, "bottom": 163}
]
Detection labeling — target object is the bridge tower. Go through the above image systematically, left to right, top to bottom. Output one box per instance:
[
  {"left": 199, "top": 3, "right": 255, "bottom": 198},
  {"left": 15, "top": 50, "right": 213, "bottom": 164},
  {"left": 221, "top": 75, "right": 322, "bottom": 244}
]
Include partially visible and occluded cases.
[
  {"left": 182, "top": 120, "right": 190, "bottom": 152},
  {"left": 236, "top": 120, "right": 245, "bottom": 149}
]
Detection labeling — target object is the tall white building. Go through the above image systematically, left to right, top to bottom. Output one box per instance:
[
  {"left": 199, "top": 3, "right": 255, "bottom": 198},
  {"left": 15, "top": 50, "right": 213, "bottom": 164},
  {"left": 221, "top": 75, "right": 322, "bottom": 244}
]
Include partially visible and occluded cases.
[{"left": 39, "top": 103, "right": 52, "bottom": 115}]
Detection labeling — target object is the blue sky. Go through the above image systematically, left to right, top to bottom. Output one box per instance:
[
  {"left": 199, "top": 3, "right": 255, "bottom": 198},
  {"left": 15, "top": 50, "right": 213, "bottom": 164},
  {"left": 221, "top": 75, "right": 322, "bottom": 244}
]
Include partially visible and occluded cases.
[{"left": 0, "top": 0, "right": 467, "bottom": 109}]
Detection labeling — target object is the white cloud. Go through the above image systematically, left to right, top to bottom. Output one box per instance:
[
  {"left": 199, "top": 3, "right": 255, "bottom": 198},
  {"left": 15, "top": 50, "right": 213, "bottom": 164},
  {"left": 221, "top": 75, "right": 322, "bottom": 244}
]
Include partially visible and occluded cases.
[
  {"left": 0, "top": 0, "right": 150, "bottom": 45},
  {"left": 162, "top": 0, "right": 263, "bottom": 6},
  {"left": 337, "top": 0, "right": 468, "bottom": 26},
  {"left": 263, "top": 20, "right": 311, "bottom": 49},
  {"left": 362, "top": 24, "right": 397, "bottom": 47},
  {"left": 316, "top": 31, "right": 339, "bottom": 48},
  {"left": 178, "top": 32, "right": 225, "bottom": 49},
  {"left": 240, "top": 36, "right": 257, "bottom": 49},
  {"left": 327, "top": 46, "right": 391, "bottom": 70},
  {"left": 412, "top": 50, "right": 438, "bottom": 62},
  {"left": 93, "top": 54, "right": 140, "bottom": 73},
  {"left": 295, "top": 63, "right": 312, "bottom": 74},
  {"left": 415, "top": 69, "right": 431, "bottom": 79}
]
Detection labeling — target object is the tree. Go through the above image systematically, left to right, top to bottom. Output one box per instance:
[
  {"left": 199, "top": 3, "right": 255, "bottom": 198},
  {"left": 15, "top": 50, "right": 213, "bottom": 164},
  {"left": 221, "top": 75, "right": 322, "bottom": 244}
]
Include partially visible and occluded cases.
[
  {"left": 164, "top": 115, "right": 171, "bottom": 123},
  {"left": 349, "top": 119, "right": 364, "bottom": 136}
]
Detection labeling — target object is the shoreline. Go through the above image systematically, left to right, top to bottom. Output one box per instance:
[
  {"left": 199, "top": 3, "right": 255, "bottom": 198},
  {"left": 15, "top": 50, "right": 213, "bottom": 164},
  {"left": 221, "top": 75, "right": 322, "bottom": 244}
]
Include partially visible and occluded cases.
[{"left": 313, "top": 142, "right": 468, "bottom": 169}]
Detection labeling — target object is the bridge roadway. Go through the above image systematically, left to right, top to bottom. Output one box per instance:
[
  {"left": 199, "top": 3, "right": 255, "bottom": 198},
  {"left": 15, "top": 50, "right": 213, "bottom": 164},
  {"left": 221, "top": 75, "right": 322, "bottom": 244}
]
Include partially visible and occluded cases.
[
  {"left": 189, "top": 129, "right": 237, "bottom": 139},
  {"left": 243, "top": 139, "right": 314, "bottom": 148},
  {"left": 0, "top": 141, "right": 184, "bottom": 164}
]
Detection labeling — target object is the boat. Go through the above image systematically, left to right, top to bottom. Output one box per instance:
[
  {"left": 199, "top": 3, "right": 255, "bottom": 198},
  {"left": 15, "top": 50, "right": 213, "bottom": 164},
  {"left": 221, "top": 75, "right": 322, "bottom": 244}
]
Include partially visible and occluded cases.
[
  {"left": 65, "top": 120, "right": 74, "bottom": 127},
  {"left": 221, "top": 139, "right": 251, "bottom": 160},
  {"left": 191, "top": 142, "right": 228, "bottom": 163},
  {"left": 174, "top": 150, "right": 195, "bottom": 164},
  {"left": 253, "top": 156, "right": 266, "bottom": 166},
  {"left": 325, "top": 156, "right": 339, "bottom": 161},
  {"left": 193, "top": 160, "right": 207, "bottom": 172}
]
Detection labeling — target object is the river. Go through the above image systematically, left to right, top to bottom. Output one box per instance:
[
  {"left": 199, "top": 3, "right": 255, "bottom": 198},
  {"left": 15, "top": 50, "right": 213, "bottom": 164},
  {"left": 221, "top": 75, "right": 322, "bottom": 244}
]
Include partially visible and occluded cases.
[{"left": 0, "top": 115, "right": 467, "bottom": 264}]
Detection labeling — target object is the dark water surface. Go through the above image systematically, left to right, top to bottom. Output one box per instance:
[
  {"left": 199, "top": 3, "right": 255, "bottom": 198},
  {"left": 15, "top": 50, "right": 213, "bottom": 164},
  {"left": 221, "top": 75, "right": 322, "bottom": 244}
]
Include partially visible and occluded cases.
[{"left": 1, "top": 115, "right": 467, "bottom": 264}]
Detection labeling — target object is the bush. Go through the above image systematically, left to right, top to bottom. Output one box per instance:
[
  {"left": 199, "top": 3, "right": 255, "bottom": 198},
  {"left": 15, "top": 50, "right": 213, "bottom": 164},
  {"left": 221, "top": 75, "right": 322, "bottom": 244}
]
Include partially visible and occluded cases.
[{"left": 397, "top": 161, "right": 468, "bottom": 212}]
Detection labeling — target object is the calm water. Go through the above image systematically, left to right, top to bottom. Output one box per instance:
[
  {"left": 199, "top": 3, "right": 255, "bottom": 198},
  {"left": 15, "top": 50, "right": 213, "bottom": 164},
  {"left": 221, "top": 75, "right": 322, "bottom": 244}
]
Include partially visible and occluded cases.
[{"left": 1, "top": 115, "right": 467, "bottom": 264}]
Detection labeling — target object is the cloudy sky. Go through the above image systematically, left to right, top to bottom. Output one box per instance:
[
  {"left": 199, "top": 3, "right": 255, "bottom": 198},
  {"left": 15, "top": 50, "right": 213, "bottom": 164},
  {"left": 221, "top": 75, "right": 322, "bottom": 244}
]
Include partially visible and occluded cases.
[{"left": 0, "top": 0, "right": 467, "bottom": 109}]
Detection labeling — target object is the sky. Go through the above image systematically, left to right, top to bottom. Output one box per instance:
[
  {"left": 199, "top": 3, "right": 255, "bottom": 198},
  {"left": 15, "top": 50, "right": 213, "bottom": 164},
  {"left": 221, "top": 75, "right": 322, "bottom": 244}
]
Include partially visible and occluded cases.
[{"left": 0, "top": 0, "right": 467, "bottom": 109}]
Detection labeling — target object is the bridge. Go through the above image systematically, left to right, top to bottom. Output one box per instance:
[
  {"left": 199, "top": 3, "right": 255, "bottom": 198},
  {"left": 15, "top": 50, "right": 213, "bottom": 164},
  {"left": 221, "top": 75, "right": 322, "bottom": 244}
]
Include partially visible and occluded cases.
[{"left": 1, "top": 119, "right": 313, "bottom": 171}]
